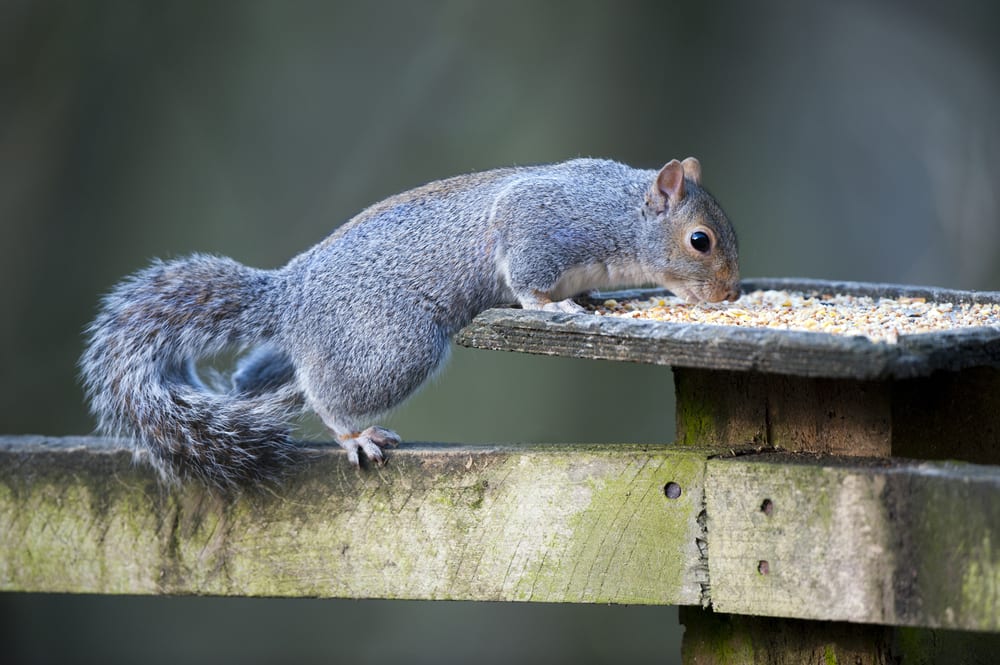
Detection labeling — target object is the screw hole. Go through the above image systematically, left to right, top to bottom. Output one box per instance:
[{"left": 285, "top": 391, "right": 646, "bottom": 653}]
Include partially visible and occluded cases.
[
  {"left": 664, "top": 482, "right": 682, "bottom": 499},
  {"left": 760, "top": 498, "right": 774, "bottom": 516},
  {"left": 758, "top": 560, "right": 770, "bottom": 575}
]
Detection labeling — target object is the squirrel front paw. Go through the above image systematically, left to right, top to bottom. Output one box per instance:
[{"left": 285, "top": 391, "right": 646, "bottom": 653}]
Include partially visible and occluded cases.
[
  {"left": 518, "top": 291, "right": 587, "bottom": 314},
  {"left": 539, "top": 298, "right": 586, "bottom": 314},
  {"left": 337, "top": 426, "right": 401, "bottom": 467}
]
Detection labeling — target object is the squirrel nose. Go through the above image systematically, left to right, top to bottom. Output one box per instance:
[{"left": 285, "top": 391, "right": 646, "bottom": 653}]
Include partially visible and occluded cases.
[{"left": 724, "top": 285, "right": 741, "bottom": 302}]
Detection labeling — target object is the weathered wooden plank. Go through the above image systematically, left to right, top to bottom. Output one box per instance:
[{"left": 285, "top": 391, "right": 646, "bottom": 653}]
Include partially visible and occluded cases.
[
  {"left": 454, "top": 280, "right": 1000, "bottom": 380},
  {"left": 455, "top": 306, "right": 907, "bottom": 380},
  {"left": 0, "top": 436, "right": 710, "bottom": 604},
  {"left": 6, "top": 437, "right": 1000, "bottom": 631},
  {"left": 705, "top": 454, "right": 1000, "bottom": 632}
]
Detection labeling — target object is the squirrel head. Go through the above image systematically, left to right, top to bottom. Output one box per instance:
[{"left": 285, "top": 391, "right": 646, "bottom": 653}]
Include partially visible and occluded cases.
[{"left": 640, "top": 158, "right": 740, "bottom": 303}]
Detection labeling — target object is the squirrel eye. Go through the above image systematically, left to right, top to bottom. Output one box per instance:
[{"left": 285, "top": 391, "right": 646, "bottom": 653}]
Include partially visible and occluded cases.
[{"left": 689, "top": 231, "right": 711, "bottom": 253}]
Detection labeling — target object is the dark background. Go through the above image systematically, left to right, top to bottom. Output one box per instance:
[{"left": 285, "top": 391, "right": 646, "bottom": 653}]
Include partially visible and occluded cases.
[{"left": 2, "top": 1, "right": 998, "bottom": 663}]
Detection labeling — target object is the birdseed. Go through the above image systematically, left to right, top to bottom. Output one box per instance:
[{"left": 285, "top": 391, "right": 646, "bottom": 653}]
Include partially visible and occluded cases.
[{"left": 589, "top": 290, "right": 1000, "bottom": 343}]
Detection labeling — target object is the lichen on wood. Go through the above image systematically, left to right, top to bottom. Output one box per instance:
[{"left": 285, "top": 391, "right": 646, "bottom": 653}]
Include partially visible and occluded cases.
[{"left": 705, "top": 454, "right": 1000, "bottom": 632}]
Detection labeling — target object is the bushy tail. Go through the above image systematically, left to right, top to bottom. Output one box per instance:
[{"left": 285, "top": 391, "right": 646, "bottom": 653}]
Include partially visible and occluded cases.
[{"left": 80, "top": 254, "right": 301, "bottom": 490}]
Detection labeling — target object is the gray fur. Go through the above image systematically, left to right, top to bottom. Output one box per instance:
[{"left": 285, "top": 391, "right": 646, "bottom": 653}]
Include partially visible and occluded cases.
[
  {"left": 80, "top": 158, "right": 739, "bottom": 488},
  {"left": 80, "top": 255, "right": 302, "bottom": 489}
]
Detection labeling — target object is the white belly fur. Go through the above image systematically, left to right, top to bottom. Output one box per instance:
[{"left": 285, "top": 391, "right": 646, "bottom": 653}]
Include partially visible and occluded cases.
[{"left": 549, "top": 260, "right": 656, "bottom": 300}]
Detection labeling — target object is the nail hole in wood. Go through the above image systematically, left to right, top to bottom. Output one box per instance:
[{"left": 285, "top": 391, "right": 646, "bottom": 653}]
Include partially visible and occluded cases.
[
  {"left": 664, "top": 482, "right": 682, "bottom": 499},
  {"left": 761, "top": 498, "right": 774, "bottom": 516},
  {"left": 758, "top": 560, "right": 770, "bottom": 575}
]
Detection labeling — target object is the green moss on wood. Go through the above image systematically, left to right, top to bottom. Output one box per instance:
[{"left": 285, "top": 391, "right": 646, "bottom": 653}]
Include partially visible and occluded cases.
[
  {"left": 676, "top": 390, "right": 716, "bottom": 446},
  {"left": 0, "top": 437, "right": 713, "bottom": 604},
  {"left": 6, "top": 437, "right": 1000, "bottom": 633},
  {"left": 528, "top": 450, "right": 708, "bottom": 604},
  {"left": 707, "top": 455, "right": 1000, "bottom": 632},
  {"left": 897, "top": 465, "right": 1000, "bottom": 631}
]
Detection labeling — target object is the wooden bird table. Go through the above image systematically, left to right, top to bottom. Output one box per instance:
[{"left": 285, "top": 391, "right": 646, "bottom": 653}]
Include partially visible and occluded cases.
[{"left": 456, "top": 277, "right": 1000, "bottom": 664}]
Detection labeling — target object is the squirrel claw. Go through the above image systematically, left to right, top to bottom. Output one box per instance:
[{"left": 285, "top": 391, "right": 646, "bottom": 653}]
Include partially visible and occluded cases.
[
  {"left": 339, "top": 426, "right": 400, "bottom": 467},
  {"left": 364, "top": 426, "right": 401, "bottom": 449}
]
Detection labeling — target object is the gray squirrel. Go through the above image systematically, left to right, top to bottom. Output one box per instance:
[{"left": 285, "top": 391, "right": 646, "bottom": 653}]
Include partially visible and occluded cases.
[{"left": 81, "top": 157, "right": 740, "bottom": 489}]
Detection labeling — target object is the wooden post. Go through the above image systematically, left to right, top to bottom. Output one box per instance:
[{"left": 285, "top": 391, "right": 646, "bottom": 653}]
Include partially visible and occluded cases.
[
  {"left": 668, "top": 284, "right": 1000, "bottom": 663},
  {"left": 672, "top": 363, "right": 1000, "bottom": 662},
  {"left": 674, "top": 366, "right": 1000, "bottom": 465},
  {"left": 891, "top": 367, "right": 1000, "bottom": 465},
  {"left": 674, "top": 369, "right": 892, "bottom": 456},
  {"left": 679, "top": 608, "right": 894, "bottom": 665}
]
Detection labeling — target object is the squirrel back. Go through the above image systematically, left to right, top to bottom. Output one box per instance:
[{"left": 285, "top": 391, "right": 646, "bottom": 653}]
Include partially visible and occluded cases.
[{"left": 81, "top": 157, "right": 739, "bottom": 489}]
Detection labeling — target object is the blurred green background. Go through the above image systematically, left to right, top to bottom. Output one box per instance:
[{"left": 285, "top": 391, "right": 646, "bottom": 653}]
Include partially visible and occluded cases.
[{"left": 2, "top": 1, "right": 998, "bottom": 663}]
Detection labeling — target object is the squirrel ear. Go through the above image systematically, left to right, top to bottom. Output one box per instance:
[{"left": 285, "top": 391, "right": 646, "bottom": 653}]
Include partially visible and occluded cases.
[
  {"left": 681, "top": 157, "right": 702, "bottom": 185},
  {"left": 654, "top": 160, "right": 686, "bottom": 210}
]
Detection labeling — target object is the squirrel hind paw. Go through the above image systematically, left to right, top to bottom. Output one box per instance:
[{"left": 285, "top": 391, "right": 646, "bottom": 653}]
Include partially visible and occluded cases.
[{"left": 337, "top": 426, "right": 401, "bottom": 467}]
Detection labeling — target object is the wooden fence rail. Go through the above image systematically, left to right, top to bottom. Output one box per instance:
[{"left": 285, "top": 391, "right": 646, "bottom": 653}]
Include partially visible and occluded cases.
[{"left": 3, "top": 436, "right": 997, "bottom": 634}]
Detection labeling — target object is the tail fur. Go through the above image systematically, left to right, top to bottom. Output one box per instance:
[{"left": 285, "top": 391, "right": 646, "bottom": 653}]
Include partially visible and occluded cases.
[{"left": 80, "top": 254, "right": 300, "bottom": 490}]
